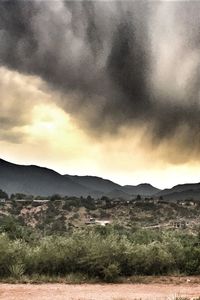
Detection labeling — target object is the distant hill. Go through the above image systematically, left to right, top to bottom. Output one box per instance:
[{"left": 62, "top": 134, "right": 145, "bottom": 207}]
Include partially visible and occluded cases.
[
  {"left": 0, "top": 158, "right": 166, "bottom": 199},
  {"left": 0, "top": 159, "right": 89, "bottom": 197},
  {"left": 65, "top": 175, "right": 121, "bottom": 194},
  {"left": 66, "top": 175, "right": 159, "bottom": 198},
  {"left": 123, "top": 183, "right": 160, "bottom": 197},
  {"left": 157, "top": 183, "right": 200, "bottom": 201},
  {"left": 105, "top": 189, "right": 131, "bottom": 200},
  {"left": 158, "top": 189, "right": 200, "bottom": 201}
]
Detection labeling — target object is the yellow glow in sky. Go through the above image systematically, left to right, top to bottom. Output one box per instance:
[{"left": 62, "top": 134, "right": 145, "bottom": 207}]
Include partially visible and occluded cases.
[{"left": 1, "top": 67, "right": 200, "bottom": 189}]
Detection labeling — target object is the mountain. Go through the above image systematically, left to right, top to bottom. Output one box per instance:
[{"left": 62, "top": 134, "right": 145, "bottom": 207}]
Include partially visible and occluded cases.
[
  {"left": 2, "top": 157, "right": 200, "bottom": 200},
  {"left": 0, "top": 158, "right": 160, "bottom": 198},
  {"left": 0, "top": 159, "right": 90, "bottom": 197},
  {"left": 65, "top": 175, "right": 121, "bottom": 193},
  {"left": 66, "top": 175, "right": 160, "bottom": 197},
  {"left": 123, "top": 183, "right": 160, "bottom": 197},
  {"left": 156, "top": 183, "right": 200, "bottom": 201},
  {"left": 106, "top": 189, "right": 131, "bottom": 200},
  {"left": 158, "top": 189, "right": 200, "bottom": 201}
]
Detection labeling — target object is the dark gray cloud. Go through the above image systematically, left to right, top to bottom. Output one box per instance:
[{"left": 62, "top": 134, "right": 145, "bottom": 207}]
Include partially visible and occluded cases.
[{"left": 1, "top": 0, "right": 200, "bottom": 150}]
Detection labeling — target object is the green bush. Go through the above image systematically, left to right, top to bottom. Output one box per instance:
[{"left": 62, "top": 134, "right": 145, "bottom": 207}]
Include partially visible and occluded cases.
[
  {"left": 0, "top": 225, "right": 199, "bottom": 281},
  {"left": 0, "top": 234, "right": 28, "bottom": 277},
  {"left": 8, "top": 263, "right": 25, "bottom": 278},
  {"left": 102, "top": 263, "right": 120, "bottom": 282}
]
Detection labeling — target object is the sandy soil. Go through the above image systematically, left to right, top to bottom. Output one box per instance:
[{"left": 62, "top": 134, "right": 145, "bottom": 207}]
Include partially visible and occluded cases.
[{"left": 0, "top": 283, "right": 200, "bottom": 300}]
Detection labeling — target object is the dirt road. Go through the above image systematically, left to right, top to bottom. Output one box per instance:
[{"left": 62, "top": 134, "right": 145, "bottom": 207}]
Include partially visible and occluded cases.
[{"left": 0, "top": 283, "right": 200, "bottom": 300}]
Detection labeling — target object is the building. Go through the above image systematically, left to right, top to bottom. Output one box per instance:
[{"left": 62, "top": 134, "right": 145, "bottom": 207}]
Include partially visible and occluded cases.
[
  {"left": 85, "top": 217, "right": 111, "bottom": 226},
  {"left": 170, "top": 220, "right": 189, "bottom": 229}
]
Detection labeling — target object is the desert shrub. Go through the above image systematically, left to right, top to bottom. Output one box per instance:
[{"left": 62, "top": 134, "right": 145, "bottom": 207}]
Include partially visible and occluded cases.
[
  {"left": 0, "top": 189, "right": 8, "bottom": 199},
  {"left": 50, "top": 194, "right": 62, "bottom": 201},
  {"left": 81, "top": 197, "right": 96, "bottom": 210},
  {"left": 99, "top": 209, "right": 111, "bottom": 219},
  {"left": 0, "top": 216, "right": 34, "bottom": 241},
  {"left": 0, "top": 224, "right": 199, "bottom": 280},
  {"left": 130, "top": 228, "right": 162, "bottom": 244},
  {"left": 0, "top": 234, "right": 28, "bottom": 277},
  {"left": 25, "top": 236, "right": 66, "bottom": 275},
  {"left": 143, "top": 243, "right": 174, "bottom": 274},
  {"left": 184, "top": 246, "right": 200, "bottom": 275},
  {"left": 8, "top": 263, "right": 25, "bottom": 278},
  {"left": 102, "top": 263, "right": 120, "bottom": 282}
]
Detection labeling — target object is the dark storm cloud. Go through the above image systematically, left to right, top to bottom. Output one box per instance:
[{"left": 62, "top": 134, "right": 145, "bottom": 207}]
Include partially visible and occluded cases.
[{"left": 1, "top": 0, "right": 200, "bottom": 148}]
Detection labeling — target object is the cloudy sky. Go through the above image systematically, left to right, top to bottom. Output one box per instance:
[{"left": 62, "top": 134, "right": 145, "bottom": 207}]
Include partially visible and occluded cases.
[{"left": 1, "top": 0, "right": 200, "bottom": 189}]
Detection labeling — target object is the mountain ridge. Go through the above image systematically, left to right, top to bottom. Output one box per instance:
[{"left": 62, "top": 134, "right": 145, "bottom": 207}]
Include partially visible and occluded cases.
[
  {"left": 0, "top": 158, "right": 159, "bottom": 198},
  {"left": 1, "top": 158, "right": 200, "bottom": 200}
]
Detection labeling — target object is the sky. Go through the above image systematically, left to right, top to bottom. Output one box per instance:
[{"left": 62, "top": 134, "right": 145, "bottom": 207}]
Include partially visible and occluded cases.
[{"left": 1, "top": 0, "right": 200, "bottom": 189}]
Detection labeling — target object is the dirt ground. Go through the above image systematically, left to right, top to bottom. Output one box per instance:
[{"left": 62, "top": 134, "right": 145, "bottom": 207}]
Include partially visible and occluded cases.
[{"left": 0, "top": 283, "right": 200, "bottom": 300}]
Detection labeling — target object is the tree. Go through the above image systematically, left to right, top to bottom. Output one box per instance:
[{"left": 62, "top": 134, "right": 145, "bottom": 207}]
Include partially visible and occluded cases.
[
  {"left": 0, "top": 189, "right": 8, "bottom": 199},
  {"left": 50, "top": 194, "right": 62, "bottom": 201}
]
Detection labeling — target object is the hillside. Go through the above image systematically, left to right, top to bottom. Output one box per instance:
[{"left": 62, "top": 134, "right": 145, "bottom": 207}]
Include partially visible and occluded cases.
[
  {"left": 0, "top": 158, "right": 159, "bottom": 198},
  {"left": 2, "top": 158, "right": 200, "bottom": 201},
  {"left": 0, "top": 159, "right": 90, "bottom": 197},
  {"left": 66, "top": 175, "right": 122, "bottom": 193},
  {"left": 123, "top": 183, "right": 160, "bottom": 197},
  {"left": 157, "top": 183, "right": 200, "bottom": 200},
  {"left": 158, "top": 189, "right": 200, "bottom": 201},
  {"left": 1, "top": 196, "right": 200, "bottom": 232}
]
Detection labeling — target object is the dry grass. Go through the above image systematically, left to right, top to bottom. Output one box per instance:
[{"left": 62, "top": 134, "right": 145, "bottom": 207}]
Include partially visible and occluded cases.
[
  {"left": 1, "top": 275, "right": 200, "bottom": 285},
  {"left": 123, "top": 276, "right": 200, "bottom": 285}
]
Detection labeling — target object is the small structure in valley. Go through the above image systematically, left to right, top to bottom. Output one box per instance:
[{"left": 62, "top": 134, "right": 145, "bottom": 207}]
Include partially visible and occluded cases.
[
  {"left": 85, "top": 217, "right": 111, "bottom": 226},
  {"left": 95, "top": 220, "right": 111, "bottom": 226},
  {"left": 170, "top": 220, "right": 188, "bottom": 229}
]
